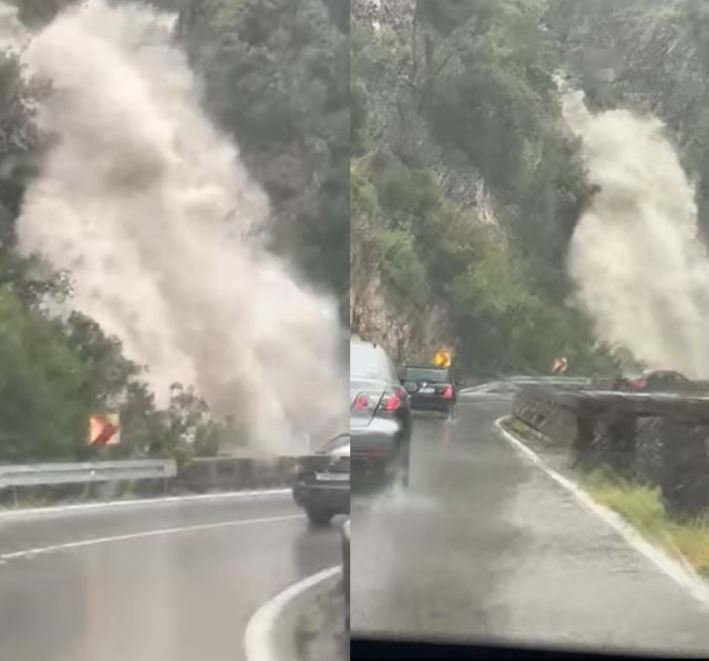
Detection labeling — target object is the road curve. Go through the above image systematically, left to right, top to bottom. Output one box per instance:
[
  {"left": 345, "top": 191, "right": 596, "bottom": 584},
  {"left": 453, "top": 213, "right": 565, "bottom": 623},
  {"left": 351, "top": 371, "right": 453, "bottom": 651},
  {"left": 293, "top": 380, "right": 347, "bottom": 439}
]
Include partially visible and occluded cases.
[
  {"left": 351, "top": 399, "right": 709, "bottom": 656},
  {"left": 0, "top": 493, "right": 343, "bottom": 661}
]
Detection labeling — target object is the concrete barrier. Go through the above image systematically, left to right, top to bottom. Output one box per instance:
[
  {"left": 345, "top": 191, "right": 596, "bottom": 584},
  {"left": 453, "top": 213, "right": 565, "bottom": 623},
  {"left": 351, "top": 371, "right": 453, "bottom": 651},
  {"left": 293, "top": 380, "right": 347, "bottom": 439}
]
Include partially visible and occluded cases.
[
  {"left": 512, "top": 385, "right": 709, "bottom": 518},
  {"left": 176, "top": 456, "right": 297, "bottom": 492}
]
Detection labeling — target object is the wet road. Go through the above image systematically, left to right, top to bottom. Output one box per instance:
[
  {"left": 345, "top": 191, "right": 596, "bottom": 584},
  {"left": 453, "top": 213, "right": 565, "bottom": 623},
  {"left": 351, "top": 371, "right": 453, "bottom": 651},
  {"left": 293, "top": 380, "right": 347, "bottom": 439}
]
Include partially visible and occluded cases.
[
  {"left": 351, "top": 399, "right": 709, "bottom": 656},
  {"left": 0, "top": 494, "right": 343, "bottom": 661}
]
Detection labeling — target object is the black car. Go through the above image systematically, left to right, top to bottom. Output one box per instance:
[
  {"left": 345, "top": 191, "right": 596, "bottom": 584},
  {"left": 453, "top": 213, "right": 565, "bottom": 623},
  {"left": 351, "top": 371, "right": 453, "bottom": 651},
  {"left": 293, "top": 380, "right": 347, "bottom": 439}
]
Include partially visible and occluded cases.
[
  {"left": 350, "top": 338, "right": 413, "bottom": 489},
  {"left": 401, "top": 365, "right": 457, "bottom": 414},
  {"left": 292, "top": 433, "right": 350, "bottom": 526}
]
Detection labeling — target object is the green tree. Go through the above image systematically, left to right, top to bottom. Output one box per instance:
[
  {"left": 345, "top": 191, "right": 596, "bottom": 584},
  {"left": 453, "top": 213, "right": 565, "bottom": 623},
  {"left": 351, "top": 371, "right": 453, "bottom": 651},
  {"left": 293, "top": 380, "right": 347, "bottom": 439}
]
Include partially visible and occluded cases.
[{"left": 181, "top": 0, "right": 349, "bottom": 306}]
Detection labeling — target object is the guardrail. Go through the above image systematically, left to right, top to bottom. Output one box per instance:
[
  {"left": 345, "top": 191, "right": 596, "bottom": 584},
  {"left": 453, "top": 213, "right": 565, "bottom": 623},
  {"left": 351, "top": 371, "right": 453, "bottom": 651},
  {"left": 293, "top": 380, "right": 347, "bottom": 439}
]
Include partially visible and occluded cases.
[
  {"left": 512, "top": 384, "right": 709, "bottom": 518},
  {"left": 0, "top": 455, "right": 298, "bottom": 507},
  {"left": 0, "top": 459, "right": 177, "bottom": 488},
  {"left": 0, "top": 459, "right": 177, "bottom": 506}
]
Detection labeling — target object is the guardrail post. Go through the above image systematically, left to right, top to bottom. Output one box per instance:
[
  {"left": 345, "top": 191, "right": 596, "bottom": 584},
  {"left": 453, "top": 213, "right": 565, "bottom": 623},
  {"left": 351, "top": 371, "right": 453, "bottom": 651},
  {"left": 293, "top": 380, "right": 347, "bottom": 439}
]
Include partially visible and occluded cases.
[
  {"left": 572, "top": 413, "right": 595, "bottom": 468},
  {"left": 607, "top": 413, "right": 637, "bottom": 477},
  {"left": 660, "top": 419, "right": 709, "bottom": 519}
]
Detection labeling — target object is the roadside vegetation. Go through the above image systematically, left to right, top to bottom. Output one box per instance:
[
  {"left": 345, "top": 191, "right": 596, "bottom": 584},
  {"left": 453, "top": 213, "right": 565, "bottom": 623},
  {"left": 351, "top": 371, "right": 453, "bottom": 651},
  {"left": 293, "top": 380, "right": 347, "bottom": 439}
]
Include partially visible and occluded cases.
[
  {"left": 505, "top": 416, "right": 709, "bottom": 579},
  {"left": 583, "top": 467, "right": 709, "bottom": 578}
]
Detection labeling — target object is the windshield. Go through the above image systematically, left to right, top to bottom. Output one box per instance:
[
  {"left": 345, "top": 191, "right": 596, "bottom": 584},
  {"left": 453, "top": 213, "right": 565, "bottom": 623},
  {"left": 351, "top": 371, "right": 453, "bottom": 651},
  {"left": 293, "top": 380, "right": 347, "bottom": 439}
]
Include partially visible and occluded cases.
[
  {"left": 350, "top": 0, "right": 709, "bottom": 657},
  {"left": 404, "top": 368, "right": 449, "bottom": 383}
]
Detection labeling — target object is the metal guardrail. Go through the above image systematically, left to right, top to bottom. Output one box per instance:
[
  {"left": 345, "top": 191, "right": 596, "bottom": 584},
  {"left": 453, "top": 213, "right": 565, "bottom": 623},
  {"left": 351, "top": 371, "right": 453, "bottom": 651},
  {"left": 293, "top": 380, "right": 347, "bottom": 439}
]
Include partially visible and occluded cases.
[{"left": 0, "top": 459, "right": 177, "bottom": 488}]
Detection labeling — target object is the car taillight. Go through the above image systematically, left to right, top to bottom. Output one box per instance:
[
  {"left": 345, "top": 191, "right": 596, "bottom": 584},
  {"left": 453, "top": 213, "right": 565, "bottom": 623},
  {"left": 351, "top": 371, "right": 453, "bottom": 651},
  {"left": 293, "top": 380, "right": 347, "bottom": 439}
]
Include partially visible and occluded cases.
[
  {"left": 631, "top": 378, "right": 647, "bottom": 389},
  {"left": 442, "top": 385, "right": 454, "bottom": 399},
  {"left": 352, "top": 387, "right": 405, "bottom": 413},
  {"left": 380, "top": 388, "right": 405, "bottom": 411},
  {"left": 354, "top": 393, "right": 370, "bottom": 409},
  {"left": 357, "top": 448, "right": 388, "bottom": 459}
]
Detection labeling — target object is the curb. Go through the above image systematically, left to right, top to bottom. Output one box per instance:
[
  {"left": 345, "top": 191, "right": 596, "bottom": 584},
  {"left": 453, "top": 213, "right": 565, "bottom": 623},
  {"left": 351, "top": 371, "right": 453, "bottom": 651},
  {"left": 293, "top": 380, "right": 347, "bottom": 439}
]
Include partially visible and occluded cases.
[
  {"left": 495, "top": 416, "right": 709, "bottom": 609},
  {"left": 0, "top": 488, "right": 291, "bottom": 522},
  {"left": 244, "top": 565, "right": 342, "bottom": 661}
]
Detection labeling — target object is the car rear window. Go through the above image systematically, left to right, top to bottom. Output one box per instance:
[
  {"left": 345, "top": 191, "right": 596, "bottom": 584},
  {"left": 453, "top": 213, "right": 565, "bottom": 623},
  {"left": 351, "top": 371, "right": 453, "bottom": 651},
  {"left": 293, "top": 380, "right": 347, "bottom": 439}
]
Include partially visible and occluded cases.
[
  {"left": 350, "top": 342, "right": 389, "bottom": 379},
  {"left": 404, "top": 367, "right": 450, "bottom": 383}
]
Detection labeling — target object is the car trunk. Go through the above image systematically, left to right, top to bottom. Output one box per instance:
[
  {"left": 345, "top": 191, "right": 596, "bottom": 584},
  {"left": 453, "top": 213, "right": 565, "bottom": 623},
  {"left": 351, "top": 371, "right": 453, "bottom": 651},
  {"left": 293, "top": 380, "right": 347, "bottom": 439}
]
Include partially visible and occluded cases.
[
  {"left": 350, "top": 378, "right": 387, "bottom": 428},
  {"left": 406, "top": 378, "right": 450, "bottom": 396},
  {"left": 296, "top": 453, "right": 350, "bottom": 479}
]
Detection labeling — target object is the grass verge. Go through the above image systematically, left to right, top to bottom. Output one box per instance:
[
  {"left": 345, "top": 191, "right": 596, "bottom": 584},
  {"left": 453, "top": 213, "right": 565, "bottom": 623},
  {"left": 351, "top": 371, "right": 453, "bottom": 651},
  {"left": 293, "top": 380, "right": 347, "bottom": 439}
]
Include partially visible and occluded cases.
[{"left": 582, "top": 467, "right": 709, "bottom": 578}]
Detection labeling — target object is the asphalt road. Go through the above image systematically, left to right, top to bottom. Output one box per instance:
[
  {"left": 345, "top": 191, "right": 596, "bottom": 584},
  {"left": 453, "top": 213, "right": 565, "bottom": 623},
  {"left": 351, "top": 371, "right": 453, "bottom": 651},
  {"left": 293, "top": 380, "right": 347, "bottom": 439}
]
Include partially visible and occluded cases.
[
  {"left": 351, "top": 398, "right": 709, "bottom": 657},
  {"left": 0, "top": 493, "right": 343, "bottom": 661}
]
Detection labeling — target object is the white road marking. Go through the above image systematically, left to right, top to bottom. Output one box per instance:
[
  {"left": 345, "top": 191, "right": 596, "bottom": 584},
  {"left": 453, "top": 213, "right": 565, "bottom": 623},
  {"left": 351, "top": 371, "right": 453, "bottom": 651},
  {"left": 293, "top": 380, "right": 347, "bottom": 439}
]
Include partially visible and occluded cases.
[
  {"left": 495, "top": 417, "right": 709, "bottom": 608},
  {"left": 0, "top": 488, "right": 291, "bottom": 522},
  {"left": 0, "top": 513, "right": 304, "bottom": 564},
  {"left": 244, "top": 565, "right": 342, "bottom": 661}
]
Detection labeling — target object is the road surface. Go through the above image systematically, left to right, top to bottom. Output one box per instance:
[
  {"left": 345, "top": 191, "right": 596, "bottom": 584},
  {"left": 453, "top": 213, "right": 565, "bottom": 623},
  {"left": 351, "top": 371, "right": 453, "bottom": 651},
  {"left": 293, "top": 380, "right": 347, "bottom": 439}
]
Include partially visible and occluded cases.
[
  {"left": 351, "top": 398, "right": 709, "bottom": 656},
  {"left": 0, "top": 494, "right": 343, "bottom": 661}
]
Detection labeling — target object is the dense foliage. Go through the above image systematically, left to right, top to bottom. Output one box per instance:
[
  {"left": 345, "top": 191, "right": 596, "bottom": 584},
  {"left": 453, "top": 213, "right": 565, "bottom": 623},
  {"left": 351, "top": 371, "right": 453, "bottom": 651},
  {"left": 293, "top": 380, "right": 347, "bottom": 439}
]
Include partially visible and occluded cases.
[{"left": 180, "top": 0, "right": 349, "bottom": 309}]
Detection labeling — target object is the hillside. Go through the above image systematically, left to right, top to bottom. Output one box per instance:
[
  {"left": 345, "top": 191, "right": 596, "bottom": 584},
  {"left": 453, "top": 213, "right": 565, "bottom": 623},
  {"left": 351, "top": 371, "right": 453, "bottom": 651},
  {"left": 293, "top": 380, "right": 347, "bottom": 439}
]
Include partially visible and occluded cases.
[{"left": 351, "top": 0, "right": 709, "bottom": 378}]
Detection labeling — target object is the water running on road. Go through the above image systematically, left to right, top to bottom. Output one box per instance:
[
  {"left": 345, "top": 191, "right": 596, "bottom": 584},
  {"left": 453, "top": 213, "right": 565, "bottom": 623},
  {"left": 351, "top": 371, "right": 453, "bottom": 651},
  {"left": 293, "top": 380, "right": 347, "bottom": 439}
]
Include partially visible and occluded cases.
[
  {"left": 352, "top": 402, "right": 709, "bottom": 655},
  {"left": 0, "top": 495, "right": 342, "bottom": 661}
]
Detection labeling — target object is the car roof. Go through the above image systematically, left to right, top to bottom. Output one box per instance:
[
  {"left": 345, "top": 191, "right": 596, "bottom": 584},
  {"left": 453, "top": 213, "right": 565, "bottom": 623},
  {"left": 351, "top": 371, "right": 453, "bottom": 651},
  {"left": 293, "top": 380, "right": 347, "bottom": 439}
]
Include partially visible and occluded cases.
[
  {"left": 351, "top": 336, "right": 380, "bottom": 349},
  {"left": 642, "top": 369, "right": 686, "bottom": 377}
]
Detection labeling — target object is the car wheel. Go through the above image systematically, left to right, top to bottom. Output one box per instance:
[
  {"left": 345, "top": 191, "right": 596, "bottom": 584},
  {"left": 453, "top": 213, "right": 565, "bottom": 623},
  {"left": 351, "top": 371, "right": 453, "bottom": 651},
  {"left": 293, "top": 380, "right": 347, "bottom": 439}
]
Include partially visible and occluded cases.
[{"left": 306, "top": 508, "right": 333, "bottom": 527}]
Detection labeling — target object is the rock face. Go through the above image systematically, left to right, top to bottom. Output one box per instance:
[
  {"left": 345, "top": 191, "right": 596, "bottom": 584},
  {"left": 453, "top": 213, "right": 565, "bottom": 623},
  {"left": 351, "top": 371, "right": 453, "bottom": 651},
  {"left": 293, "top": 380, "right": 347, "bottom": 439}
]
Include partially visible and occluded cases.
[
  {"left": 350, "top": 204, "right": 453, "bottom": 362},
  {"left": 350, "top": 270, "right": 451, "bottom": 364}
]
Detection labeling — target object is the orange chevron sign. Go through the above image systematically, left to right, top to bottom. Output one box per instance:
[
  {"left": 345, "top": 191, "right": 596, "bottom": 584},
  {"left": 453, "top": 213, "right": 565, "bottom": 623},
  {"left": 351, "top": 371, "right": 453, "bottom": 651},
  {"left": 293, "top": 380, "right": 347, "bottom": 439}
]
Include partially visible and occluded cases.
[
  {"left": 551, "top": 357, "right": 568, "bottom": 374},
  {"left": 88, "top": 413, "right": 120, "bottom": 446}
]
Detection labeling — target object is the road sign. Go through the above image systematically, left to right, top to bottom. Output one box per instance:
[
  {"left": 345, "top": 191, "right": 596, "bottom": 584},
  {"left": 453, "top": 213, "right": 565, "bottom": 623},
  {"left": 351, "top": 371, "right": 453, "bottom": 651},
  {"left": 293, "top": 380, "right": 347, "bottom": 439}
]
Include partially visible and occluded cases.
[
  {"left": 434, "top": 349, "right": 452, "bottom": 368},
  {"left": 551, "top": 357, "right": 568, "bottom": 374},
  {"left": 88, "top": 413, "right": 120, "bottom": 447}
]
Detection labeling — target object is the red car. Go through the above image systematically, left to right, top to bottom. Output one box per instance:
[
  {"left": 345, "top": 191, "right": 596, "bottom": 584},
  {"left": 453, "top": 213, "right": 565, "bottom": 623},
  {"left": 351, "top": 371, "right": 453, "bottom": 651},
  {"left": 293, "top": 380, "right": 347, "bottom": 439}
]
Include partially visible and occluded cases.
[{"left": 616, "top": 370, "right": 689, "bottom": 392}]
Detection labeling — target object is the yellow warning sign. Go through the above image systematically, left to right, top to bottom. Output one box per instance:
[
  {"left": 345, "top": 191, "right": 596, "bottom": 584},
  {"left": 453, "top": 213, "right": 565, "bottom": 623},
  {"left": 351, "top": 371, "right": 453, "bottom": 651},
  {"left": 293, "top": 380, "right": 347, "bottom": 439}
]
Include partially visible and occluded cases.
[
  {"left": 433, "top": 349, "right": 452, "bottom": 369},
  {"left": 88, "top": 413, "right": 120, "bottom": 447}
]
